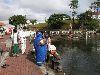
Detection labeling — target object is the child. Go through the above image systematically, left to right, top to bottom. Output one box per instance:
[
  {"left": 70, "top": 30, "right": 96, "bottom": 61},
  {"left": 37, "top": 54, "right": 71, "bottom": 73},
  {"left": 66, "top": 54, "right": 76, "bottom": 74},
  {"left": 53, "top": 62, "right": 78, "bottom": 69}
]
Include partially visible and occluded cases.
[
  {"left": 12, "top": 28, "right": 19, "bottom": 56},
  {"left": 48, "top": 45, "right": 61, "bottom": 71},
  {"left": 49, "top": 45, "right": 60, "bottom": 60}
]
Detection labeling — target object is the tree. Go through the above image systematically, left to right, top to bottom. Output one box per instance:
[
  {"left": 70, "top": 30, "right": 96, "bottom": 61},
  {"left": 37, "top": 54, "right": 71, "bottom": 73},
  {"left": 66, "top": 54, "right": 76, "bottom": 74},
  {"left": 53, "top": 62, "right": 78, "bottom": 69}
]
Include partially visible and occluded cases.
[
  {"left": 69, "top": 0, "right": 79, "bottom": 26},
  {"left": 77, "top": 10, "right": 99, "bottom": 30},
  {"left": 47, "top": 13, "right": 71, "bottom": 29},
  {"left": 9, "top": 15, "right": 27, "bottom": 27},
  {"left": 30, "top": 19, "right": 37, "bottom": 25}
]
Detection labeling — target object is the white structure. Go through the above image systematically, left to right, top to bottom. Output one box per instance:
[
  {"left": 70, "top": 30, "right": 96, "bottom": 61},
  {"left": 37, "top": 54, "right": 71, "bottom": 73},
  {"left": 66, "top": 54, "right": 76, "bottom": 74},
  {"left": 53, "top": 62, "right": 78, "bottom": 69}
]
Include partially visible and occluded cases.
[
  {"left": 92, "top": 6, "right": 100, "bottom": 19},
  {"left": 93, "top": 12, "right": 100, "bottom": 19},
  {"left": 50, "top": 31, "right": 60, "bottom": 35}
]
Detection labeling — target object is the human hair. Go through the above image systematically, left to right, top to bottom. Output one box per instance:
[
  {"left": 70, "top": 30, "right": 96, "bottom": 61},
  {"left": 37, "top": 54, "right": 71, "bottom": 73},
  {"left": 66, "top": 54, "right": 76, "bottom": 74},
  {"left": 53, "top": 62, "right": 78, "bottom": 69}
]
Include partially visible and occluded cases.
[
  {"left": 23, "top": 26, "right": 27, "bottom": 30},
  {"left": 13, "top": 28, "right": 17, "bottom": 33},
  {"left": 43, "top": 31, "right": 50, "bottom": 38}
]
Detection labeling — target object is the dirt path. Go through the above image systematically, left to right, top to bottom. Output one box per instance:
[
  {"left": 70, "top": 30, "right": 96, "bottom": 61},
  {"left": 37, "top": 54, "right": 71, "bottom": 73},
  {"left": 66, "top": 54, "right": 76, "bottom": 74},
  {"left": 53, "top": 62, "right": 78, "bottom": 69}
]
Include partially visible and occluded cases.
[{"left": 0, "top": 35, "right": 43, "bottom": 75}]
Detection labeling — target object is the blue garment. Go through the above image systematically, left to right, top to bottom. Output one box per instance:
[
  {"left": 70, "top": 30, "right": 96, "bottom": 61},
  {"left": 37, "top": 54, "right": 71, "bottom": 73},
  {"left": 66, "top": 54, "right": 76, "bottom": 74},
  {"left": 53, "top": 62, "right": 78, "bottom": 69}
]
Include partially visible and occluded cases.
[
  {"left": 96, "top": 7, "right": 100, "bottom": 12},
  {"left": 34, "top": 32, "right": 47, "bottom": 66},
  {"left": 34, "top": 32, "right": 42, "bottom": 49}
]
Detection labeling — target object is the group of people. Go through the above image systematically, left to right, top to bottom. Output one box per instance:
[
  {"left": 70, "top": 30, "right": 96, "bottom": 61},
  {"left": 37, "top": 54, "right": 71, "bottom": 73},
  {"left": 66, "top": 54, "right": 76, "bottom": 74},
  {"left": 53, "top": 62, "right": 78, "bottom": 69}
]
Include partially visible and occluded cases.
[
  {"left": 0, "top": 26, "right": 61, "bottom": 74},
  {"left": 0, "top": 26, "right": 28, "bottom": 68},
  {"left": 11, "top": 27, "right": 27, "bottom": 56},
  {"left": 34, "top": 31, "right": 51, "bottom": 66},
  {"left": 34, "top": 31, "right": 61, "bottom": 68}
]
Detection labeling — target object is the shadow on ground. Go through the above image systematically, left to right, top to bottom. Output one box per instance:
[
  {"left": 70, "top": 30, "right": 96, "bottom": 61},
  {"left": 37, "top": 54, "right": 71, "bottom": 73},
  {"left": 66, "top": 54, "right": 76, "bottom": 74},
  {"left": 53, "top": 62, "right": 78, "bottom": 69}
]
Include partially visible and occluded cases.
[{"left": 26, "top": 51, "right": 36, "bottom": 64}]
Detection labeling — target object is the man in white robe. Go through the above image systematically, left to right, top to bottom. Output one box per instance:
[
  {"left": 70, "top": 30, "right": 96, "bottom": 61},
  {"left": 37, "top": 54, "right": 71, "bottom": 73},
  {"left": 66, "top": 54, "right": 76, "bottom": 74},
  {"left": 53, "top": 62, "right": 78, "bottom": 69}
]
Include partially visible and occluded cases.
[{"left": 19, "top": 29, "right": 26, "bottom": 54}]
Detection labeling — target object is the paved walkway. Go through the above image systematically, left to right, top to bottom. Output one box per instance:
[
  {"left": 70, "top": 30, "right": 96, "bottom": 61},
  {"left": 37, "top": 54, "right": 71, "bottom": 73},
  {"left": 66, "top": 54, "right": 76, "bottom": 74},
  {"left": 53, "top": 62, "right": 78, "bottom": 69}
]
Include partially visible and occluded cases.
[{"left": 0, "top": 35, "right": 43, "bottom": 75}]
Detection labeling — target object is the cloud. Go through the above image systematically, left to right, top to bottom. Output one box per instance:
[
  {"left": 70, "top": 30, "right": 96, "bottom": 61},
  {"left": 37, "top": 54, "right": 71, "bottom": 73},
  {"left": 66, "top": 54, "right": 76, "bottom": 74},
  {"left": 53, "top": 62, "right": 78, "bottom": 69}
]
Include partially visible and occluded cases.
[
  {"left": 0, "top": 0, "right": 96, "bottom": 22},
  {"left": 77, "top": 0, "right": 95, "bottom": 14}
]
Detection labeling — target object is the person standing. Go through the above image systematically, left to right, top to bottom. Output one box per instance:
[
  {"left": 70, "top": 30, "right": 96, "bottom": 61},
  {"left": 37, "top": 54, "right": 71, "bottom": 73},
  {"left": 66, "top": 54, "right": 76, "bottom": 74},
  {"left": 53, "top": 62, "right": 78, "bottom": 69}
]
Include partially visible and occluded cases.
[
  {"left": 19, "top": 27, "right": 27, "bottom": 54},
  {"left": 12, "top": 28, "right": 19, "bottom": 56},
  {"left": 34, "top": 31, "right": 47, "bottom": 66},
  {"left": 43, "top": 31, "right": 51, "bottom": 50},
  {"left": 6, "top": 37, "right": 12, "bottom": 51},
  {"left": 0, "top": 42, "right": 9, "bottom": 68}
]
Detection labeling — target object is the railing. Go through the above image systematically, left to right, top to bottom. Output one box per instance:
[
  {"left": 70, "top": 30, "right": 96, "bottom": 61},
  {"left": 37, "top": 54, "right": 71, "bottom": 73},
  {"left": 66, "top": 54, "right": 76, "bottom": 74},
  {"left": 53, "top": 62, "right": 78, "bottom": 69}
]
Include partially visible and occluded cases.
[{"left": 50, "top": 30, "right": 96, "bottom": 35}]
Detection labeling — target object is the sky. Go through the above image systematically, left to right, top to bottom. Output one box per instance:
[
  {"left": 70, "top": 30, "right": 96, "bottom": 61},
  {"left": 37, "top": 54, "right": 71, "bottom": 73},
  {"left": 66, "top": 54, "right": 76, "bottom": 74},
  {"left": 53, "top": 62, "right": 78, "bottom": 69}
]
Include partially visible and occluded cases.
[{"left": 0, "top": 0, "right": 95, "bottom": 23}]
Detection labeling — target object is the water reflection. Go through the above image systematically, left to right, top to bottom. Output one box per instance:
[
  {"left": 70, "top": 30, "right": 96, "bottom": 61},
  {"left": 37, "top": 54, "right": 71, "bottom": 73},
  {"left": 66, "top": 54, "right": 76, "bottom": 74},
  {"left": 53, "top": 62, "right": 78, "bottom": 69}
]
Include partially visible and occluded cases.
[{"left": 52, "top": 36, "right": 100, "bottom": 75}]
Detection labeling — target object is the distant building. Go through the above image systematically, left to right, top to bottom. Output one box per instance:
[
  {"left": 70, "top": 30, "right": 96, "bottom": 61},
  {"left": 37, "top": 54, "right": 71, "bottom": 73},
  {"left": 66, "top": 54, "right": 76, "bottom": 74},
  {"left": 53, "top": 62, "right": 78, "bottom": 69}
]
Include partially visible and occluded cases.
[
  {"left": 92, "top": 7, "right": 100, "bottom": 19},
  {"left": 93, "top": 12, "right": 100, "bottom": 19}
]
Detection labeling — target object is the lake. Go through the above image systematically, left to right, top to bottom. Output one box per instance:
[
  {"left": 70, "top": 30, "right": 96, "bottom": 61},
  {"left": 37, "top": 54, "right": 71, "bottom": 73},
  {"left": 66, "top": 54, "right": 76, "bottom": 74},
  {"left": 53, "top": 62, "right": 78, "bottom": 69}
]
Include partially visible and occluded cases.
[{"left": 52, "top": 34, "right": 100, "bottom": 75}]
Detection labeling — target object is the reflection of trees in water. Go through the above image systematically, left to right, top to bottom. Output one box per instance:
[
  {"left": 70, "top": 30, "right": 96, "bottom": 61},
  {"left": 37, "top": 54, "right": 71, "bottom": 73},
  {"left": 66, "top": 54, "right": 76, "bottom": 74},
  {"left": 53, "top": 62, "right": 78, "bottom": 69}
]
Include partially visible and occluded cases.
[
  {"left": 52, "top": 35, "right": 100, "bottom": 75},
  {"left": 53, "top": 36, "right": 97, "bottom": 52},
  {"left": 52, "top": 37, "right": 66, "bottom": 55},
  {"left": 72, "top": 39, "right": 95, "bottom": 52},
  {"left": 62, "top": 50, "right": 100, "bottom": 75}
]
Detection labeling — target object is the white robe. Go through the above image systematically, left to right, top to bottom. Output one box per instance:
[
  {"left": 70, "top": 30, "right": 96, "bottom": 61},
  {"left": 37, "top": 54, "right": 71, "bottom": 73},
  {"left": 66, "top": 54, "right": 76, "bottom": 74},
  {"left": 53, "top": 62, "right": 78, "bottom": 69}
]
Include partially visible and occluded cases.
[
  {"left": 18, "top": 30, "right": 26, "bottom": 54},
  {"left": 13, "top": 33, "right": 18, "bottom": 44}
]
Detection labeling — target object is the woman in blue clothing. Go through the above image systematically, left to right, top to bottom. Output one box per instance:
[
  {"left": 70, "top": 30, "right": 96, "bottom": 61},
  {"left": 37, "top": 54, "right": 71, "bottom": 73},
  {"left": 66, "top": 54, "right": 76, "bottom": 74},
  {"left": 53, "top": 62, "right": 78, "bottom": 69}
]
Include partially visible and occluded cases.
[{"left": 34, "top": 31, "right": 47, "bottom": 66}]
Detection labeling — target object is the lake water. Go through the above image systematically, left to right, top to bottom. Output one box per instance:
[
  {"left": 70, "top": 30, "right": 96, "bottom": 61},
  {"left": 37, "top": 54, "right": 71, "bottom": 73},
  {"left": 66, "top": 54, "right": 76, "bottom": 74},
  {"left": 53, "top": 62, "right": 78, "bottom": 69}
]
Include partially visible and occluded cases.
[{"left": 52, "top": 35, "right": 100, "bottom": 75}]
